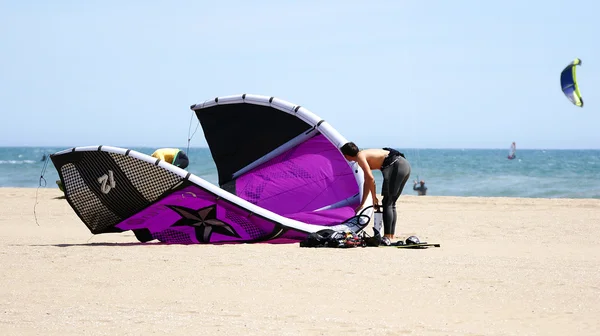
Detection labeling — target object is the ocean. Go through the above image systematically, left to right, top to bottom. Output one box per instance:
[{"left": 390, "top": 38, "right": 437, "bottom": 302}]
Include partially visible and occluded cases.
[{"left": 1, "top": 147, "right": 599, "bottom": 199}]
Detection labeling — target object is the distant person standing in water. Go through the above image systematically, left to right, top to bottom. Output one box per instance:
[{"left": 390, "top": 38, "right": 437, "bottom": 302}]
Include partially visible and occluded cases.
[
  {"left": 340, "top": 142, "right": 411, "bottom": 242},
  {"left": 413, "top": 180, "right": 428, "bottom": 196}
]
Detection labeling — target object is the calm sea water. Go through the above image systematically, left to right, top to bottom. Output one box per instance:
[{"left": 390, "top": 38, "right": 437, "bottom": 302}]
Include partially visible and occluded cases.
[{"left": 1, "top": 147, "right": 599, "bottom": 199}]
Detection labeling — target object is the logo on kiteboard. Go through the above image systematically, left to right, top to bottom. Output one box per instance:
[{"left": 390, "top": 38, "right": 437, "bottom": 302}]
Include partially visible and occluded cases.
[{"left": 98, "top": 170, "right": 116, "bottom": 194}]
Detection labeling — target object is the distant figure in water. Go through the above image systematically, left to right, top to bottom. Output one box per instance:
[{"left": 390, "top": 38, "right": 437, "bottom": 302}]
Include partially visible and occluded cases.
[
  {"left": 507, "top": 142, "right": 516, "bottom": 160},
  {"left": 151, "top": 148, "right": 189, "bottom": 169},
  {"left": 41, "top": 154, "right": 47, "bottom": 162},
  {"left": 413, "top": 180, "right": 428, "bottom": 196}
]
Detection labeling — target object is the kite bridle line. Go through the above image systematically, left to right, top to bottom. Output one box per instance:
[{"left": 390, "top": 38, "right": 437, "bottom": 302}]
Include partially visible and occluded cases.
[
  {"left": 186, "top": 110, "right": 201, "bottom": 158},
  {"left": 412, "top": 147, "right": 423, "bottom": 184},
  {"left": 33, "top": 152, "right": 50, "bottom": 227}
]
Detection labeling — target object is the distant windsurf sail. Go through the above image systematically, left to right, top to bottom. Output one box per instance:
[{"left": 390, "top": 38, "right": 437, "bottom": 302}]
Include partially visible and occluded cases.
[
  {"left": 560, "top": 58, "right": 583, "bottom": 107},
  {"left": 51, "top": 94, "right": 373, "bottom": 244},
  {"left": 508, "top": 142, "right": 516, "bottom": 160}
]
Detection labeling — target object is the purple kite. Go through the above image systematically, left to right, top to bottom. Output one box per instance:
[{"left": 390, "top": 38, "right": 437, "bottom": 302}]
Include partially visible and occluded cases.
[{"left": 51, "top": 94, "right": 374, "bottom": 244}]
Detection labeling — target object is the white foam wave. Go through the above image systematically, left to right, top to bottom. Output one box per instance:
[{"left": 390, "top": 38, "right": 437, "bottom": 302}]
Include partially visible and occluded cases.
[{"left": 0, "top": 160, "right": 37, "bottom": 164}]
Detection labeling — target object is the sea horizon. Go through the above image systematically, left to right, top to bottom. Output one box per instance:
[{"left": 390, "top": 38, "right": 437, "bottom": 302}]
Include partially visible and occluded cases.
[
  {"left": 2, "top": 145, "right": 600, "bottom": 151},
  {"left": 1, "top": 146, "right": 599, "bottom": 199}
]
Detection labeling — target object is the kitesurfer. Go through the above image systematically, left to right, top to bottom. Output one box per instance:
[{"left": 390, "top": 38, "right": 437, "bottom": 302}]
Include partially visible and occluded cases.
[
  {"left": 340, "top": 142, "right": 411, "bottom": 240},
  {"left": 507, "top": 142, "right": 516, "bottom": 160},
  {"left": 151, "top": 148, "right": 189, "bottom": 169},
  {"left": 413, "top": 180, "right": 427, "bottom": 196}
]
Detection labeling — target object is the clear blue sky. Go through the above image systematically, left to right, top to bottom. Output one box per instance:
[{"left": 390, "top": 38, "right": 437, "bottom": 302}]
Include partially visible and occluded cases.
[{"left": 1, "top": 0, "right": 598, "bottom": 149}]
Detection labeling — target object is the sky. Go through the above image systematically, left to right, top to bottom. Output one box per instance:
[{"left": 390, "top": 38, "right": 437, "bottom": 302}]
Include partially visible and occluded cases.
[{"left": 1, "top": 0, "right": 599, "bottom": 149}]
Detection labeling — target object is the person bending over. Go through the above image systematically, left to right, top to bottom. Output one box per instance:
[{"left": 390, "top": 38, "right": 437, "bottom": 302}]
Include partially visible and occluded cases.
[{"left": 340, "top": 142, "right": 411, "bottom": 240}]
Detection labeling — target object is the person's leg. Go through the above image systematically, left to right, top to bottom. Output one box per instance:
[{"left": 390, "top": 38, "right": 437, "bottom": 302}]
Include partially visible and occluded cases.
[
  {"left": 381, "top": 157, "right": 411, "bottom": 238},
  {"left": 389, "top": 157, "right": 411, "bottom": 236},
  {"left": 381, "top": 166, "right": 396, "bottom": 238}
]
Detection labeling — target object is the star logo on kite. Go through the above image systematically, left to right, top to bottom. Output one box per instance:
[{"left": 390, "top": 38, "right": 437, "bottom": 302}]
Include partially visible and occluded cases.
[{"left": 166, "top": 204, "right": 240, "bottom": 243}]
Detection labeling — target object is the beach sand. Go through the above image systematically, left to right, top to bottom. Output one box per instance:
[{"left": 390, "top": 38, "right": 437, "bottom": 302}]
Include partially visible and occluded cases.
[{"left": 1, "top": 187, "right": 600, "bottom": 335}]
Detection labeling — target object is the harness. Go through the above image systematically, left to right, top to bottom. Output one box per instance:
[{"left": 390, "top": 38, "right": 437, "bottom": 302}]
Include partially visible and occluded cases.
[{"left": 381, "top": 147, "right": 405, "bottom": 170}]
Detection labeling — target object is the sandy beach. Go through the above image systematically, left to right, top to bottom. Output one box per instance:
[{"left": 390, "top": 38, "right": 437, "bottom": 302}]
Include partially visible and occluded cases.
[{"left": 1, "top": 187, "right": 600, "bottom": 336}]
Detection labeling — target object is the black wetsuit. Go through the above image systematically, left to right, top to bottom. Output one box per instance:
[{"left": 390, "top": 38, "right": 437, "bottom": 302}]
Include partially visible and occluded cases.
[{"left": 380, "top": 148, "right": 411, "bottom": 236}]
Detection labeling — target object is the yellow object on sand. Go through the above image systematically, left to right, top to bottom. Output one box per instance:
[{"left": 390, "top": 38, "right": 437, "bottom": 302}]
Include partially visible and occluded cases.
[{"left": 151, "top": 148, "right": 181, "bottom": 164}]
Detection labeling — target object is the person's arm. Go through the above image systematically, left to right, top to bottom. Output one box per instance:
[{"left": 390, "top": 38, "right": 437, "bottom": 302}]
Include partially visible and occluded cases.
[{"left": 356, "top": 154, "right": 377, "bottom": 209}]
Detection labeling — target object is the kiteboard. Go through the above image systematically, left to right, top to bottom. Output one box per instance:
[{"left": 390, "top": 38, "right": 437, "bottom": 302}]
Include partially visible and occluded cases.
[
  {"left": 380, "top": 235, "right": 441, "bottom": 249},
  {"left": 377, "top": 241, "right": 441, "bottom": 249},
  {"left": 394, "top": 242, "right": 440, "bottom": 249}
]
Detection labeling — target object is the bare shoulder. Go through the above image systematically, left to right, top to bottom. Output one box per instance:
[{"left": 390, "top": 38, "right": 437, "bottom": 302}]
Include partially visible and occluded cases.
[
  {"left": 358, "top": 148, "right": 389, "bottom": 170},
  {"left": 360, "top": 148, "right": 388, "bottom": 159}
]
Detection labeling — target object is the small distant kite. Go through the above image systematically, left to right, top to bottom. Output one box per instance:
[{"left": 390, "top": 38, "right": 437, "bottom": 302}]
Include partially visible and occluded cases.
[{"left": 560, "top": 58, "right": 583, "bottom": 107}]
